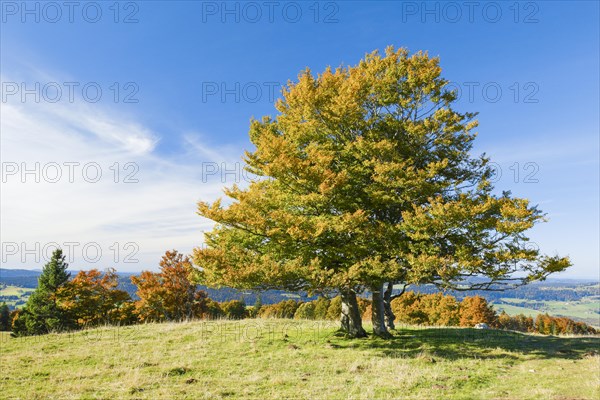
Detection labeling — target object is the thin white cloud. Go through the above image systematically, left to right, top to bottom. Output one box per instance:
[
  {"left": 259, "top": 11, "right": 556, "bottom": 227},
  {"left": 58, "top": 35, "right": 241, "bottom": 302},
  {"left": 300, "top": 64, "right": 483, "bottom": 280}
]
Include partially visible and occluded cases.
[{"left": 0, "top": 75, "right": 243, "bottom": 272}]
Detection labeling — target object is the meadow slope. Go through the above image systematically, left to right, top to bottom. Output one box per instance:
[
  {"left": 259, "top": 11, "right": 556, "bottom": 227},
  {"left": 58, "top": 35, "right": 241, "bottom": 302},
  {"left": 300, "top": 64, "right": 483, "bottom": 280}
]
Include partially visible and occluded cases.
[{"left": 1, "top": 319, "right": 598, "bottom": 399}]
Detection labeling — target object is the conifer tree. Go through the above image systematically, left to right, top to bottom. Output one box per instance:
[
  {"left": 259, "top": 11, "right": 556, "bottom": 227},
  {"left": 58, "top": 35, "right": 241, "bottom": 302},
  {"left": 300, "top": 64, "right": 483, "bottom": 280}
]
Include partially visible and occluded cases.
[
  {"left": 12, "top": 249, "right": 73, "bottom": 336},
  {"left": 252, "top": 294, "right": 263, "bottom": 317},
  {"left": 0, "top": 303, "right": 10, "bottom": 331}
]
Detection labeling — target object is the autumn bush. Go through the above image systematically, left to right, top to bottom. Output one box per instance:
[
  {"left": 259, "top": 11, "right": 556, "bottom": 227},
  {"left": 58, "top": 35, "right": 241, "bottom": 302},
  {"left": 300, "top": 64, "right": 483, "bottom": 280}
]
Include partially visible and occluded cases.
[
  {"left": 131, "top": 251, "right": 209, "bottom": 322},
  {"left": 58, "top": 268, "right": 132, "bottom": 327},
  {"left": 391, "top": 291, "right": 429, "bottom": 325},
  {"left": 391, "top": 292, "right": 495, "bottom": 327},
  {"left": 422, "top": 293, "right": 461, "bottom": 326},
  {"left": 459, "top": 295, "right": 498, "bottom": 327},
  {"left": 325, "top": 296, "right": 342, "bottom": 320},
  {"left": 313, "top": 297, "right": 331, "bottom": 320},
  {"left": 357, "top": 298, "right": 371, "bottom": 317},
  {"left": 201, "top": 299, "right": 225, "bottom": 319},
  {"left": 258, "top": 299, "right": 300, "bottom": 318},
  {"left": 221, "top": 300, "right": 247, "bottom": 319},
  {"left": 294, "top": 301, "right": 316, "bottom": 320},
  {"left": 361, "top": 305, "right": 371, "bottom": 321},
  {"left": 495, "top": 311, "right": 535, "bottom": 332},
  {"left": 495, "top": 311, "right": 597, "bottom": 335},
  {"left": 534, "top": 313, "right": 597, "bottom": 335}
]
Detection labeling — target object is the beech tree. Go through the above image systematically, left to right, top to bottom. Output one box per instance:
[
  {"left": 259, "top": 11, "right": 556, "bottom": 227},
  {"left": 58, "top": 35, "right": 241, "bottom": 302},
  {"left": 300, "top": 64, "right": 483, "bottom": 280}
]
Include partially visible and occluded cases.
[
  {"left": 193, "top": 47, "right": 570, "bottom": 338},
  {"left": 132, "top": 250, "right": 207, "bottom": 322},
  {"left": 57, "top": 268, "right": 132, "bottom": 327},
  {"left": 459, "top": 296, "right": 497, "bottom": 327},
  {"left": 221, "top": 300, "right": 247, "bottom": 319}
]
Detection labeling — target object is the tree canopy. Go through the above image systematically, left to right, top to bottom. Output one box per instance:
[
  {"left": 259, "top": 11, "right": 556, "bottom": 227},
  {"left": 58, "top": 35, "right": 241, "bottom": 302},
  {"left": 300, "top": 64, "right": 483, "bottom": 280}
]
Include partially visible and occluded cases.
[
  {"left": 193, "top": 47, "right": 571, "bottom": 338},
  {"left": 132, "top": 250, "right": 208, "bottom": 322},
  {"left": 58, "top": 268, "right": 132, "bottom": 326}
]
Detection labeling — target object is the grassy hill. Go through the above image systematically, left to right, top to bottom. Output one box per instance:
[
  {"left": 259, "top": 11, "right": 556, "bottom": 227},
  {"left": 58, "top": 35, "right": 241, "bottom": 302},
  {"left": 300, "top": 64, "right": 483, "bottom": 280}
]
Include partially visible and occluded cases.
[
  {"left": 0, "top": 285, "right": 34, "bottom": 308},
  {"left": 493, "top": 297, "right": 600, "bottom": 328},
  {"left": 493, "top": 303, "right": 542, "bottom": 318},
  {"left": 1, "top": 320, "right": 598, "bottom": 399}
]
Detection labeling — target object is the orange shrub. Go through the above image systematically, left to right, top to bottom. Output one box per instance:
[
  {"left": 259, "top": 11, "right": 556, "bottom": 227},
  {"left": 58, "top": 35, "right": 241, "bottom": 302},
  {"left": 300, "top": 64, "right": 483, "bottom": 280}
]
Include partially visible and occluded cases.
[{"left": 459, "top": 296, "right": 497, "bottom": 327}]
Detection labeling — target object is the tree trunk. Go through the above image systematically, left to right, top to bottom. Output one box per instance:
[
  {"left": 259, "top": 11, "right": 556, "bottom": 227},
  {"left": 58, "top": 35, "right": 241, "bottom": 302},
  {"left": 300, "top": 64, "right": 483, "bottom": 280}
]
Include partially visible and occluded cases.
[
  {"left": 383, "top": 282, "right": 396, "bottom": 330},
  {"left": 371, "top": 283, "right": 392, "bottom": 338},
  {"left": 340, "top": 289, "right": 367, "bottom": 338}
]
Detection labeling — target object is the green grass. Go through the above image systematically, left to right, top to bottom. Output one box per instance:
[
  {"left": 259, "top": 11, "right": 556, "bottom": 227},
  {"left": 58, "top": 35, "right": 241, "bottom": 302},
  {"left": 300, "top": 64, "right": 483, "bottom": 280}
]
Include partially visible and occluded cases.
[
  {"left": 0, "top": 285, "right": 33, "bottom": 308},
  {"left": 0, "top": 285, "right": 33, "bottom": 297},
  {"left": 544, "top": 299, "right": 599, "bottom": 319},
  {"left": 493, "top": 303, "right": 542, "bottom": 318},
  {"left": 1, "top": 319, "right": 598, "bottom": 399}
]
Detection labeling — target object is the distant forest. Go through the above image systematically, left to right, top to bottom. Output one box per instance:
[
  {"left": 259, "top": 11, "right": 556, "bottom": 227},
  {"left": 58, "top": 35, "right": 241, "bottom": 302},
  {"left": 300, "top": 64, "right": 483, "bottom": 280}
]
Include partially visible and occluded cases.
[{"left": 1, "top": 269, "right": 597, "bottom": 306}]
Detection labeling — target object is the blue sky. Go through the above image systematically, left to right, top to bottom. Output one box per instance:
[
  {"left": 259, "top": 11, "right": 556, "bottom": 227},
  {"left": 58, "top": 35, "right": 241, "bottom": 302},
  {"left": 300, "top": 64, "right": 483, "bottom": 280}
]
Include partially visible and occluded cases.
[{"left": 1, "top": 1, "right": 598, "bottom": 278}]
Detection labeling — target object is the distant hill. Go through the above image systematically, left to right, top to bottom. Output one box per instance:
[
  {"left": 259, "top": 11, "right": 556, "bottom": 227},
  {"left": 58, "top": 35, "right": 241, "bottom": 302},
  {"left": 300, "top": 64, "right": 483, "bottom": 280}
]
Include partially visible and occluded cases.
[
  {"left": 1, "top": 267, "right": 598, "bottom": 306},
  {"left": 0, "top": 268, "right": 42, "bottom": 278},
  {"left": 0, "top": 268, "right": 318, "bottom": 305},
  {"left": 1, "top": 268, "right": 598, "bottom": 326}
]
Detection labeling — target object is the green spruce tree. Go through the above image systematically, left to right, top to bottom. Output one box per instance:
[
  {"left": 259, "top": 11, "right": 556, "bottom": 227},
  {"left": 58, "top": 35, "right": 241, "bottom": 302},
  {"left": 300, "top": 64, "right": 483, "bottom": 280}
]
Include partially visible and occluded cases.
[
  {"left": 12, "top": 249, "right": 73, "bottom": 336},
  {"left": 252, "top": 294, "right": 263, "bottom": 317},
  {"left": 0, "top": 303, "right": 10, "bottom": 331}
]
